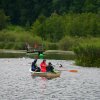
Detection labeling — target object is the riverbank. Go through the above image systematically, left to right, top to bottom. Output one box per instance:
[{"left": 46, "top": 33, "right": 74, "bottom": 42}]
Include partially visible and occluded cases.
[
  {"left": 0, "top": 49, "right": 75, "bottom": 60},
  {"left": 0, "top": 49, "right": 26, "bottom": 58},
  {"left": 0, "top": 49, "right": 26, "bottom": 53},
  {"left": 26, "top": 50, "right": 76, "bottom": 60}
]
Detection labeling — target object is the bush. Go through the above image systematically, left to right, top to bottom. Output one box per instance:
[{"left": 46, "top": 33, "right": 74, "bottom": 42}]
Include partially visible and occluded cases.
[
  {"left": 0, "top": 10, "right": 9, "bottom": 30},
  {"left": 32, "top": 13, "right": 65, "bottom": 42},
  {"left": 64, "top": 13, "right": 100, "bottom": 37},
  {"left": 0, "top": 26, "right": 43, "bottom": 50},
  {"left": 59, "top": 36, "right": 78, "bottom": 50},
  {"left": 0, "top": 42, "right": 5, "bottom": 49},
  {"left": 4, "top": 42, "right": 14, "bottom": 49},
  {"left": 12, "top": 42, "right": 25, "bottom": 50},
  {"left": 43, "top": 42, "right": 58, "bottom": 50},
  {"left": 74, "top": 44, "right": 100, "bottom": 67},
  {"left": 44, "top": 51, "right": 75, "bottom": 60},
  {"left": 0, "top": 53, "right": 26, "bottom": 58}
]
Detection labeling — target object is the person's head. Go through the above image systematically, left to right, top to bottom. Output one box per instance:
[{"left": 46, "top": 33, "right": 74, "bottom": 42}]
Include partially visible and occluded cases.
[
  {"left": 34, "top": 59, "right": 37, "bottom": 63},
  {"left": 43, "top": 59, "right": 46, "bottom": 62},
  {"left": 48, "top": 62, "right": 52, "bottom": 65}
]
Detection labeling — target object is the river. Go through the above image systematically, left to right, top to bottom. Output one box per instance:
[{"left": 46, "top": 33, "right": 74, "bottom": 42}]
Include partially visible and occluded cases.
[{"left": 0, "top": 58, "right": 100, "bottom": 100}]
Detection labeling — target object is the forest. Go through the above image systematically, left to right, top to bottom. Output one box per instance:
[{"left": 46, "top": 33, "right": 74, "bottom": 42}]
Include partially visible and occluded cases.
[
  {"left": 0, "top": 0, "right": 100, "bottom": 67},
  {"left": 0, "top": 0, "right": 99, "bottom": 26},
  {"left": 0, "top": 0, "right": 100, "bottom": 42}
]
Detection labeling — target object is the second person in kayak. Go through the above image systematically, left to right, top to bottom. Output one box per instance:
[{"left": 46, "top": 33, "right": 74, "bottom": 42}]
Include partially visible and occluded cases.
[{"left": 40, "top": 59, "right": 47, "bottom": 72}]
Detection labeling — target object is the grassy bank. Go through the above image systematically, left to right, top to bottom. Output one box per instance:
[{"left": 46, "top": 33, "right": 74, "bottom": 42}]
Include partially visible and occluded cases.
[
  {"left": 0, "top": 25, "right": 100, "bottom": 67},
  {"left": 0, "top": 49, "right": 26, "bottom": 58},
  {"left": 0, "top": 49, "right": 75, "bottom": 60},
  {"left": 26, "top": 50, "right": 75, "bottom": 60}
]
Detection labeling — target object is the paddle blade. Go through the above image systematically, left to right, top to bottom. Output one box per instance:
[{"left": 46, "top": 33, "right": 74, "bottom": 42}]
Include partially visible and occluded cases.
[{"left": 67, "top": 70, "right": 78, "bottom": 72}]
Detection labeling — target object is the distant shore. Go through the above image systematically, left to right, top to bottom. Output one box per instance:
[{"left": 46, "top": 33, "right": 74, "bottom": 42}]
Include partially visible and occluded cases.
[
  {"left": 0, "top": 49, "right": 75, "bottom": 59},
  {"left": 0, "top": 49, "right": 26, "bottom": 53}
]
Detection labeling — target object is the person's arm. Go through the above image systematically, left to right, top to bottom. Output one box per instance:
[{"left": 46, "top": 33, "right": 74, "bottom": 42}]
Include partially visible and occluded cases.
[
  {"left": 34, "top": 64, "right": 38, "bottom": 72},
  {"left": 51, "top": 65, "right": 54, "bottom": 69},
  {"left": 51, "top": 66, "right": 55, "bottom": 72},
  {"left": 35, "top": 69, "right": 38, "bottom": 72}
]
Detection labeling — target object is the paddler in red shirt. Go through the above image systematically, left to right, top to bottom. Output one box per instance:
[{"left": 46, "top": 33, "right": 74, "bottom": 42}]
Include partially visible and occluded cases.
[{"left": 40, "top": 59, "right": 47, "bottom": 72}]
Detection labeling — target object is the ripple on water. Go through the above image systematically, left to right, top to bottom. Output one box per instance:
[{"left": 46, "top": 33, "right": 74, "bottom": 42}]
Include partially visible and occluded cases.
[{"left": 0, "top": 58, "right": 100, "bottom": 100}]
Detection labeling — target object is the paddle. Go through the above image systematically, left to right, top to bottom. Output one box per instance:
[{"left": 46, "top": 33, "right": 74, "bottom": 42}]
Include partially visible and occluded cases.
[
  {"left": 54, "top": 64, "right": 78, "bottom": 73},
  {"left": 59, "top": 69, "right": 78, "bottom": 72}
]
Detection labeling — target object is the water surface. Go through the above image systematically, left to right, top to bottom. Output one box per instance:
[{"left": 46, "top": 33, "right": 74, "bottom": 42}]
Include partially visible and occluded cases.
[{"left": 0, "top": 58, "right": 100, "bottom": 100}]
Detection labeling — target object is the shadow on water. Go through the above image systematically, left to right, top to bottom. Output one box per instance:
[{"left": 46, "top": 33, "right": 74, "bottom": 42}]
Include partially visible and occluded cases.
[{"left": 31, "top": 75, "right": 54, "bottom": 80}]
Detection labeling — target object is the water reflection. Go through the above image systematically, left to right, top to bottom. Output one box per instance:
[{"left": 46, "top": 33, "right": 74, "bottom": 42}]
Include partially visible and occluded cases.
[
  {"left": 31, "top": 76, "right": 49, "bottom": 93},
  {"left": 40, "top": 77, "right": 47, "bottom": 92}
]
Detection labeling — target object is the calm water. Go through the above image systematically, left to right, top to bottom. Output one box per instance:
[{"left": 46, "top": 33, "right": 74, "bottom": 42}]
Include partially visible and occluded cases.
[{"left": 0, "top": 58, "right": 100, "bottom": 100}]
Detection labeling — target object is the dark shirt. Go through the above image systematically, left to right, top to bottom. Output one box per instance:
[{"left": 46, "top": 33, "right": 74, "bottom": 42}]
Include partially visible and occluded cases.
[
  {"left": 31, "top": 60, "right": 37, "bottom": 71},
  {"left": 31, "top": 60, "right": 40, "bottom": 72},
  {"left": 46, "top": 65, "right": 54, "bottom": 72}
]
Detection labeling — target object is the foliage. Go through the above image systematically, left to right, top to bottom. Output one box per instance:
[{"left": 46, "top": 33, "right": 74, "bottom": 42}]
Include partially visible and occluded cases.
[
  {"left": 0, "top": 0, "right": 99, "bottom": 26},
  {"left": 0, "top": 0, "right": 100, "bottom": 65},
  {"left": 0, "top": 10, "right": 9, "bottom": 30},
  {"left": 32, "top": 13, "right": 100, "bottom": 42},
  {"left": 32, "top": 13, "right": 65, "bottom": 42},
  {"left": 43, "top": 13, "right": 65, "bottom": 42},
  {"left": 63, "top": 13, "right": 100, "bottom": 36},
  {"left": 31, "top": 14, "right": 46, "bottom": 39},
  {"left": 0, "top": 26, "right": 42, "bottom": 49},
  {"left": 59, "top": 36, "right": 77, "bottom": 50},
  {"left": 74, "top": 38, "right": 100, "bottom": 67},
  {"left": 43, "top": 41, "right": 58, "bottom": 50},
  {"left": 0, "top": 52, "right": 26, "bottom": 58},
  {"left": 26, "top": 52, "right": 75, "bottom": 60},
  {"left": 44, "top": 53, "right": 75, "bottom": 60}
]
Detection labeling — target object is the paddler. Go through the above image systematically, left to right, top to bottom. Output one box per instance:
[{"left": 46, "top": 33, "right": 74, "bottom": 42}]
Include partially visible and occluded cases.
[
  {"left": 31, "top": 59, "right": 41, "bottom": 72},
  {"left": 40, "top": 59, "right": 47, "bottom": 72},
  {"left": 46, "top": 62, "right": 54, "bottom": 72}
]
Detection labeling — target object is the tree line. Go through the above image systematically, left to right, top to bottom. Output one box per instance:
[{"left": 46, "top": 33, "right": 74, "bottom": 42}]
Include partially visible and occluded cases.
[
  {"left": 0, "top": 0, "right": 100, "bottom": 26},
  {"left": 0, "top": 0, "right": 100, "bottom": 67}
]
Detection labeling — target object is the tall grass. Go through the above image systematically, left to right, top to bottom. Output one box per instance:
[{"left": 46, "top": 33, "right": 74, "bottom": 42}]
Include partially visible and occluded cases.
[
  {"left": 0, "top": 26, "right": 42, "bottom": 50},
  {"left": 58, "top": 36, "right": 78, "bottom": 50},
  {"left": 74, "top": 37, "right": 100, "bottom": 67}
]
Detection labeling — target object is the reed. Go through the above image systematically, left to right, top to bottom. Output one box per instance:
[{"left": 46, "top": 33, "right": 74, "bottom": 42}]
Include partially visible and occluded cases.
[{"left": 74, "top": 39, "right": 100, "bottom": 67}]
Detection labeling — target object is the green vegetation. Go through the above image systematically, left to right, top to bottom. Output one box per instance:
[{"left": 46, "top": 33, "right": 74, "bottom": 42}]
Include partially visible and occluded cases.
[
  {"left": 0, "top": 0, "right": 100, "bottom": 67},
  {"left": 0, "top": 0, "right": 99, "bottom": 26},
  {"left": 0, "top": 10, "right": 9, "bottom": 30},
  {"left": 32, "top": 13, "right": 99, "bottom": 42},
  {"left": 0, "top": 26, "right": 42, "bottom": 49},
  {"left": 74, "top": 37, "right": 100, "bottom": 67},
  {"left": 0, "top": 49, "right": 26, "bottom": 58},
  {"left": 26, "top": 50, "right": 75, "bottom": 60},
  {"left": 44, "top": 50, "right": 75, "bottom": 60},
  {"left": 0, "top": 53, "right": 26, "bottom": 58}
]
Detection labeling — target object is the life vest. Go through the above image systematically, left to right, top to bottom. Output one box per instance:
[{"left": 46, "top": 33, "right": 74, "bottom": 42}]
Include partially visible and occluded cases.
[{"left": 40, "top": 62, "right": 47, "bottom": 72}]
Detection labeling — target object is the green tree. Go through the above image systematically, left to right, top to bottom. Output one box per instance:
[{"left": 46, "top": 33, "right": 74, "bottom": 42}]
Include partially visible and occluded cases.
[
  {"left": 69, "top": 0, "right": 85, "bottom": 13},
  {"left": 83, "top": 0, "right": 100, "bottom": 13},
  {"left": 0, "top": 10, "right": 9, "bottom": 30},
  {"left": 44, "top": 13, "right": 65, "bottom": 42},
  {"left": 64, "top": 13, "right": 100, "bottom": 36},
  {"left": 32, "top": 14, "right": 46, "bottom": 39}
]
